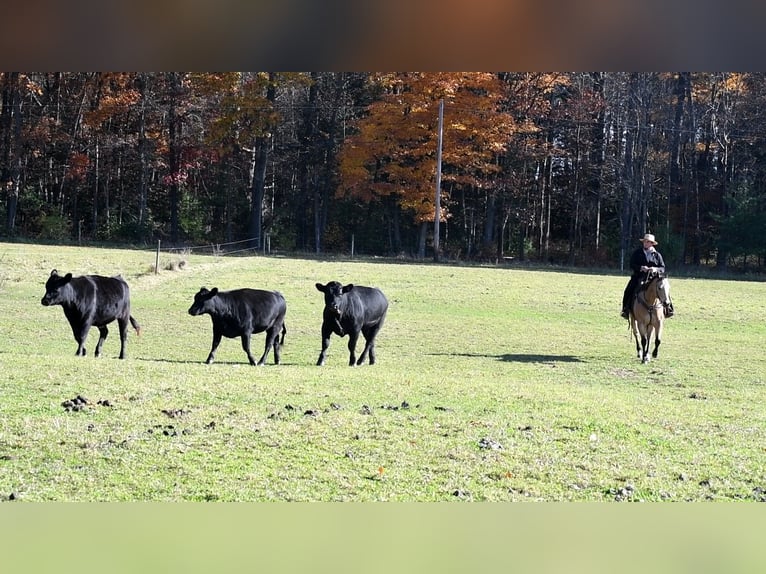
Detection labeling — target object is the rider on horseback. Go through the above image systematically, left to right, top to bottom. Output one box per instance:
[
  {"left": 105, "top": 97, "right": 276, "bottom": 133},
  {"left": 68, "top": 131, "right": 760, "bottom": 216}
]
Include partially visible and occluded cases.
[{"left": 621, "top": 233, "right": 675, "bottom": 319}]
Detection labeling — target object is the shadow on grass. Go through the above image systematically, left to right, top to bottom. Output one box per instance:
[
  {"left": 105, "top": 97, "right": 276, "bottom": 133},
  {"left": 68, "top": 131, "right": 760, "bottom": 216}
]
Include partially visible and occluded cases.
[
  {"left": 428, "top": 352, "right": 584, "bottom": 364},
  {"left": 499, "top": 353, "right": 584, "bottom": 364},
  {"left": 135, "top": 357, "right": 311, "bottom": 367}
]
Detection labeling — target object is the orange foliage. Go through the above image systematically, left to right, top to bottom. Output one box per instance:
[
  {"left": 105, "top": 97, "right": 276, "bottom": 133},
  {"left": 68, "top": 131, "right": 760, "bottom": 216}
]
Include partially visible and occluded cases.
[
  {"left": 337, "top": 72, "right": 560, "bottom": 223},
  {"left": 82, "top": 73, "right": 140, "bottom": 129},
  {"left": 66, "top": 151, "right": 89, "bottom": 181}
]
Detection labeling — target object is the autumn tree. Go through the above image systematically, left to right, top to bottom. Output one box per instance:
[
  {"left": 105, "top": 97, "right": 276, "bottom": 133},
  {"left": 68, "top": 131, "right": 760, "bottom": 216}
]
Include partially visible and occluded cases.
[
  {"left": 189, "top": 72, "right": 310, "bottom": 248},
  {"left": 338, "top": 72, "right": 521, "bottom": 258}
]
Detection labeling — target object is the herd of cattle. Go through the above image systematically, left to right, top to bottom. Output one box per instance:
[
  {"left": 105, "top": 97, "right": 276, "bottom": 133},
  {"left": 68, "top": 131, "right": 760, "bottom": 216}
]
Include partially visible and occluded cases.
[{"left": 41, "top": 269, "right": 389, "bottom": 366}]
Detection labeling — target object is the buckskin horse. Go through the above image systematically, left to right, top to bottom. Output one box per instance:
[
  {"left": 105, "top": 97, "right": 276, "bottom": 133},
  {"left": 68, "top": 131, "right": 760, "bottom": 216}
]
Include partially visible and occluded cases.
[{"left": 630, "top": 269, "right": 671, "bottom": 363}]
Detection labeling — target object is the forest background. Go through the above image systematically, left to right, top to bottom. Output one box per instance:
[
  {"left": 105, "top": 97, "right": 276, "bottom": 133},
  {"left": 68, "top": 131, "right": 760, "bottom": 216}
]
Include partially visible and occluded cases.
[{"left": 2, "top": 72, "right": 765, "bottom": 272}]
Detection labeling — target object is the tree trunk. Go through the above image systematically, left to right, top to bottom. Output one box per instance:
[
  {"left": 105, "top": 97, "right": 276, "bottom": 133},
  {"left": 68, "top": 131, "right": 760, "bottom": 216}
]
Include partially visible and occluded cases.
[
  {"left": 2, "top": 72, "right": 22, "bottom": 234},
  {"left": 167, "top": 72, "right": 182, "bottom": 244},
  {"left": 590, "top": 72, "right": 606, "bottom": 252},
  {"left": 137, "top": 73, "right": 149, "bottom": 233},
  {"left": 249, "top": 73, "right": 276, "bottom": 249},
  {"left": 298, "top": 73, "right": 319, "bottom": 252},
  {"left": 620, "top": 74, "right": 638, "bottom": 270},
  {"left": 567, "top": 123, "right": 582, "bottom": 266},
  {"left": 249, "top": 137, "right": 268, "bottom": 249},
  {"left": 92, "top": 138, "right": 99, "bottom": 235},
  {"left": 483, "top": 190, "right": 496, "bottom": 252},
  {"left": 388, "top": 196, "right": 402, "bottom": 253},
  {"left": 417, "top": 221, "right": 427, "bottom": 258}
]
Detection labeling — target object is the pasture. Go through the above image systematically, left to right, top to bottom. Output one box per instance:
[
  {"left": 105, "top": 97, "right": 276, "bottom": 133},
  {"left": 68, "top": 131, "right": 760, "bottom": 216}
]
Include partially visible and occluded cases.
[{"left": 1, "top": 242, "right": 765, "bottom": 501}]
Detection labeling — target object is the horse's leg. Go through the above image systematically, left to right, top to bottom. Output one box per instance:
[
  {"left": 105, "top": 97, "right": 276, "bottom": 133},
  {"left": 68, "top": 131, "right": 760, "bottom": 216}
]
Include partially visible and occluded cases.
[
  {"left": 633, "top": 306, "right": 650, "bottom": 362},
  {"left": 631, "top": 316, "right": 642, "bottom": 359},
  {"left": 652, "top": 316, "right": 663, "bottom": 359},
  {"left": 639, "top": 318, "right": 652, "bottom": 363},
  {"left": 641, "top": 334, "right": 650, "bottom": 363}
]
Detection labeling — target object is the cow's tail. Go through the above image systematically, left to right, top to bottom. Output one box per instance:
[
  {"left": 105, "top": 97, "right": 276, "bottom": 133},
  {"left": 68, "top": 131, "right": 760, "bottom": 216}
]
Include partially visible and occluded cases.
[
  {"left": 130, "top": 316, "right": 141, "bottom": 336},
  {"left": 280, "top": 322, "right": 287, "bottom": 345}
]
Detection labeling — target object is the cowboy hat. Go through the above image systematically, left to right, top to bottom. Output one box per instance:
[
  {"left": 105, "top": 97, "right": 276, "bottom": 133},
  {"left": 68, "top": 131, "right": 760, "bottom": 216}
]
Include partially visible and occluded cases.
[{"left": 639, "top": 233, "right": 658, "bottom": 245}]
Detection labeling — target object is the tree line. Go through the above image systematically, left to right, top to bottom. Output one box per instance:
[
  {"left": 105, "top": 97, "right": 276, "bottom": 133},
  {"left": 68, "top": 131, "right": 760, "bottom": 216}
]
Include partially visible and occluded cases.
[{"left": 2, "top": 72, "right": 766, "bottom": 271}]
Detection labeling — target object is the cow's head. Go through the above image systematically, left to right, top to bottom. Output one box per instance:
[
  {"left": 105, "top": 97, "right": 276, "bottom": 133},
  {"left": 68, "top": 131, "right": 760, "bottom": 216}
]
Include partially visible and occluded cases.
[
  {"left": 41, "top": 269, "right": 73, "bottom": 306},
  {"left": 315, "top": 281, "right": 354, "bottom": 317},
  {"left": 188, "top": 287, "right": 219, "bottom": 316}
]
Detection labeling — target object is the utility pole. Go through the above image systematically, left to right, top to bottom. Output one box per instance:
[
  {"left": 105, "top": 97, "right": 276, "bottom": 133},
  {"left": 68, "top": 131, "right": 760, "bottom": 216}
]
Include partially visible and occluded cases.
[{"left": 434, "top": 99, "right": 444, "bottom": 262}]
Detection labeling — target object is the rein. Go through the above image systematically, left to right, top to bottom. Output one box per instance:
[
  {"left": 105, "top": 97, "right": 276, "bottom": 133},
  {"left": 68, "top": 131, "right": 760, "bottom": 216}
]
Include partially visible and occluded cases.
[
  {"left": 635, "top": 274, "right": 664, "bottom": 316},
  {"left": 636, "top": 290, "right": 663, "bottom": 313}
]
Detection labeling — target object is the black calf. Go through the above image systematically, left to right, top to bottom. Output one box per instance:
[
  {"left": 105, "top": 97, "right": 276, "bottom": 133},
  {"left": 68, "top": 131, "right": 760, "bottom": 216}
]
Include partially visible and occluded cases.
[
  {"left": 41, "top": 269, "right": 140, "bottom": 359},
  {"left": 315, "top": 281, "right": 388, "bottom": 366},
  {"left": 188, "top": 287, "right": 287, "bottom": 366}
]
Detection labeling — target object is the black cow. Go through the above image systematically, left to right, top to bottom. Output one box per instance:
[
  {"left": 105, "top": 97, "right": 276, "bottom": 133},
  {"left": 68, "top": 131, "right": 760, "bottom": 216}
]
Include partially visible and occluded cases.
[
  {"left": 41, "top": 269, "right": 141, "bottom": 359},
  {"left": 315, "top": 281, "right": 388, "bottom": 366},
  {"left": 188, "top": 287, "right": 287, "bottom": 366}
]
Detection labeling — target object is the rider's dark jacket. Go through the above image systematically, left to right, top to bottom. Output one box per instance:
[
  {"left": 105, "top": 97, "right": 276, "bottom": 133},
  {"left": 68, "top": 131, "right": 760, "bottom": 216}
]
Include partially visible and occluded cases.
[{"left": 629, "top": 247, "right": 666, "bottom": 278}]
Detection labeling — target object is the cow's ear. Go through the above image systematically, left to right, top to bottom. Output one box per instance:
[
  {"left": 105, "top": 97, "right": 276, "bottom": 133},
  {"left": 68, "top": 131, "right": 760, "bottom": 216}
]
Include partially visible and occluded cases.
[
  {"left": 50, "top": 269, "right": 58, "bottom": 277},
  {"left": 63, "top": 273, "right": 73, "bottom": 283},
  {"left": 315, "top": 283, "right": 326, "bottom": 292},
  {"left": 342, "top": 284, "right": 354, "bottom": 293},
  {"left": 210, "top": 288, "right": 218, "bottom": 296}
]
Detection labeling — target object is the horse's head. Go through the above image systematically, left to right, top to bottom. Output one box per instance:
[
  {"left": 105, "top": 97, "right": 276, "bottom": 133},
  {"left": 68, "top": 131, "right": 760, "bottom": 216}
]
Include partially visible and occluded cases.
[
  {"left": 645, "top": 268, "right": 664, "bottom": 281},
  {"left": 638, "top": 269, "right": 668, "bottom": 304},
  {"left": 643, "top": 269, "right": 670, "bottom": 305},
  {"left": 656, "top": 274, "right": 671, "bottom": 306}
]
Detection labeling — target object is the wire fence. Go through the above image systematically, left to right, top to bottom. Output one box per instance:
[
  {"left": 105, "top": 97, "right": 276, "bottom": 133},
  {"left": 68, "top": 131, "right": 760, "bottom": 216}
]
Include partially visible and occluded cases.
[
  {"left": 147, "top": 236, "right": 272, "bottom": 273},
  {"left": 147, "top": 236, "right": 271, "bottom": 256}
]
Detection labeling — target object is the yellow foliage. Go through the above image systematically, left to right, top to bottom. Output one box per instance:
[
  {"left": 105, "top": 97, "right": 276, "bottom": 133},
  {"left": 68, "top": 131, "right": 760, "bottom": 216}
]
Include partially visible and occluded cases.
[{"left": 338, "top": 72, "right": 541, "bottom": 223}]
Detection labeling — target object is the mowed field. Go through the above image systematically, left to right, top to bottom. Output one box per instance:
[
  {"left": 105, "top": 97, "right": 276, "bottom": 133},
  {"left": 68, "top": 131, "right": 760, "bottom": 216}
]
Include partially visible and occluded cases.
[{"left": 1, "top": 242, "right": 765, "bottom": 501}]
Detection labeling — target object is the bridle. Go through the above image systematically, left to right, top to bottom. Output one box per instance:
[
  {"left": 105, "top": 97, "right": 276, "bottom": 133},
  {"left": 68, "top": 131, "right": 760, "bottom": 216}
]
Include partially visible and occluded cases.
[{"left": 635, "top": 272, "right": 665, "bottom": 316}]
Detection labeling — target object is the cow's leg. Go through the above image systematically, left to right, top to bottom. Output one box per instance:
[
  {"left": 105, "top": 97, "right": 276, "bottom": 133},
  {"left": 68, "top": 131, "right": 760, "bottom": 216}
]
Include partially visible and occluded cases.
[
  {"left": 117, "top": 318, "right": 129, "bottom": 359},
  {"left": 270, "top": 323, "right": 283, "bottom": 365},
  {"left": 316, "top": 323, "right": 333, "bottom": 366},
  {"left": 357, "top": 324, "right": 381, "bottom": 365},
  {"left": 72, "top": 325, "right": 90, "bottom": 356},
  {"left": 94, "top": 326, "right": 109, "bottom": 357},
  {"left": 257, "top": 327, "right": 280, "bottom": 366},
  {"left": 206, "top": 330, "right": 223, "bottom": 364},
  {"left": 346, "top": 331, "right": 360, "bottom": 366},
  {"left": 240, "top": 333, "right": 257, "bottom": 366}
]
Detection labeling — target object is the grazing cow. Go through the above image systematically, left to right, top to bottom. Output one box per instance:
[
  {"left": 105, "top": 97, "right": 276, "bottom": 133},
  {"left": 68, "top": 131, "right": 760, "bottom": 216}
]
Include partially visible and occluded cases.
[
  {"left": 41, "top": 269, "right": 141, "bottom": 359},
  {"left": 315, "top": 281, "right": 388, "bottom": 366},
  {"left": 187, "top": 287, "right": 287, "bottom": 366}
]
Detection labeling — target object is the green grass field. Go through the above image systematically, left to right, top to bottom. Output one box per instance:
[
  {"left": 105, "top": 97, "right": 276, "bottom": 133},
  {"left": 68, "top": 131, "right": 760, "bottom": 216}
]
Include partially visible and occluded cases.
[{"left": 1, "top": 242, "right": 765, "bottom": 501}]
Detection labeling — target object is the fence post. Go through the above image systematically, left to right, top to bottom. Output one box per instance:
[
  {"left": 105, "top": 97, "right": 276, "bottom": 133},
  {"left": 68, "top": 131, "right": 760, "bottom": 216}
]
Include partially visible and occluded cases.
[
  {"left": 351, "top": 234, "right": 355, "bottom": 259},
  {"left": 155, "top": 240, "right": 161, "bottom": 274}
]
